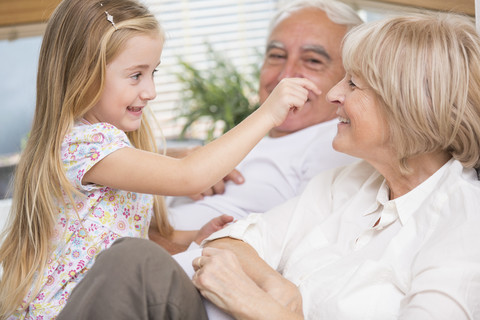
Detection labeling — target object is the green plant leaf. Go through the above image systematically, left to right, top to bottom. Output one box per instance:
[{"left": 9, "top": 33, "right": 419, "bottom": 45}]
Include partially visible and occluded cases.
[{"left": 175, "top": 44, "right": 261, "bottom": 141}]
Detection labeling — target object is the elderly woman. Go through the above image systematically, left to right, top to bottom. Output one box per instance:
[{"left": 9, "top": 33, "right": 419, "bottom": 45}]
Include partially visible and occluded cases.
[{"left": 192, "top": 12, "right": 480, "bottom": 319}]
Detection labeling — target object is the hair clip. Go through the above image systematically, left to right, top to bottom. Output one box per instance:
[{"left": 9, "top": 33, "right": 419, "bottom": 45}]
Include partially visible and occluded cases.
[{"left": 104, "top": 11, "right": 118, "bottom": 30}]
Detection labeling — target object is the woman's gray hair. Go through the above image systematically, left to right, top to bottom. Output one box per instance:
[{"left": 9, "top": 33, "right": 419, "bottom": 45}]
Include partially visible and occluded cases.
[{"left": 269, "top": 0, "right": 363, "bottom": 34}]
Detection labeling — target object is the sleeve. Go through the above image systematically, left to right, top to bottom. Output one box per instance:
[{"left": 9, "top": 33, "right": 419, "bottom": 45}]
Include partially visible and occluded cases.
[
  {"left": 62, "top": 123, "right": 132, "bottom": 192},
  {"left": 204, "top": 166, "right": 343, "bottom": 271},
  {"left": 399, "top": 183, "right": 480, "bottom": 319},
  {"left": 203, "top": 197, "right": 300, "bottom": 269}
]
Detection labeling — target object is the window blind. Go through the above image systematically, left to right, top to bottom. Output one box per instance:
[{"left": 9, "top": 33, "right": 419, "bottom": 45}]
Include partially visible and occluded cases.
[{"left": 143, "top": 0, "right": 278, "bottom": 140}]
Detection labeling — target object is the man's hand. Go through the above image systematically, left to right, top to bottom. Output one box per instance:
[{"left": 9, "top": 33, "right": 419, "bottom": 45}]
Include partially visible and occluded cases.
[{"left": 189, "top": 169, "right": 245, "bottom": 201}]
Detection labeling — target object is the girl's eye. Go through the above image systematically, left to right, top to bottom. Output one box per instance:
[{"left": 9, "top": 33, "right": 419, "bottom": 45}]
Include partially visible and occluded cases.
[
  {"left": 152, "top": 69, "right": 158, "bottom": 76},
  {"left": 131, "top": 73, "right": 141, "bottom": 80},
  {"left": 348, "top": 79, "right": 356, "bottom": 88}
]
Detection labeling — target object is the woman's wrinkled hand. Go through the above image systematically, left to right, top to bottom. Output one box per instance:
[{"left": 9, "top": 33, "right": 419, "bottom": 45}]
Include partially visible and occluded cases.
[
  {"left": 191, "top": 247, "right": 304, "bottom": 319},
  {"left": 192, "top": 247, "right": 257, "bottom": 312},
  {"left": 261, "top": 273, "right": 303, "bottom": 315}
]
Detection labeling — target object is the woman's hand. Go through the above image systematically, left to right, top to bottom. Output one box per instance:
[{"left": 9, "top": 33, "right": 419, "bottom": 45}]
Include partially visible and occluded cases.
[
  {"left": 192, "top": 247, "right": 303, "bottom": 320},
  {"left": 192, "top": 247, "right": 256, "bottom": 312},
  {"left": 261, "top": 272, "right": 303, "bottom": 315}
]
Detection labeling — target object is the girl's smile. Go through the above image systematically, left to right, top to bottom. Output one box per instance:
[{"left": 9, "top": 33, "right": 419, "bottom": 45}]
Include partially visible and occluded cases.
[{"left": 127, "top": 106, "right": 145, "bottom": 115}]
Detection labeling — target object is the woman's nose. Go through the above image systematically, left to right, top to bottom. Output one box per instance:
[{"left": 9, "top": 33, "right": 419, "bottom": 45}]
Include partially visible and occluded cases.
[{"left": 326, "top": 79, "right": 345, "bottom": 104}]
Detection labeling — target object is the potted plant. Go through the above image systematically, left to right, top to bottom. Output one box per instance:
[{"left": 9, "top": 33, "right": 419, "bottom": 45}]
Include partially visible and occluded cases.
[{"left": 175, "top": 46, "right": 260, "bottom": 142}]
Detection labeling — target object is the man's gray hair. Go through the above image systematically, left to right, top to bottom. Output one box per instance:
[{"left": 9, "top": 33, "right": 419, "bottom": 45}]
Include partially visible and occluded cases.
[{"left": 269, "top": 0, "right": 363, "bottom": 34}]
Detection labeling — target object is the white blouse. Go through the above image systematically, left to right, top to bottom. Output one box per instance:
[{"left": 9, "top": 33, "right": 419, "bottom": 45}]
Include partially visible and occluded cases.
[{"left": 206, "top": 159, "right": 480, "bottom": 319}]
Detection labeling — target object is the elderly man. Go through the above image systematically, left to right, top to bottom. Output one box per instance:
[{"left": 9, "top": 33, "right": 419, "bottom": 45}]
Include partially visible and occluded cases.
[{"left": 167, "top": 0, "right": 362, "bottom": 232}]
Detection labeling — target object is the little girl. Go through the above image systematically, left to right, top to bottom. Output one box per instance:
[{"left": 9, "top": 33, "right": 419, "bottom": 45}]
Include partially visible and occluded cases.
[{"left": 0, "top": 0, "right": 318, "bottom": 318}]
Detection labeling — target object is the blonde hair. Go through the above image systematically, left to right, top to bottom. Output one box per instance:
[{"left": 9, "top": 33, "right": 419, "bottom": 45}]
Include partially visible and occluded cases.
[
  {"left": 0, "top": 0, "right": 173, "bottom": 316},
  {"left": 342, "top": 12, "right": 480, "bottom": 172}
]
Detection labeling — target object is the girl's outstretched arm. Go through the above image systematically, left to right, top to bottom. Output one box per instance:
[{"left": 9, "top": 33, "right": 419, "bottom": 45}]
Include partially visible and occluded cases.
[{"left": 83, "top": 78, "right": 320, "bottom": 196}]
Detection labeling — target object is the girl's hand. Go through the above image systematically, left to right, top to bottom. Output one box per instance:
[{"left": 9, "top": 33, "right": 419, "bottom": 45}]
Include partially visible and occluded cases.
[
  {"left": 260, "top": 78, "right": 321, "bottom": 127},
  {"left": 194, "top": 215, "right": 234, "bottom": 244}
]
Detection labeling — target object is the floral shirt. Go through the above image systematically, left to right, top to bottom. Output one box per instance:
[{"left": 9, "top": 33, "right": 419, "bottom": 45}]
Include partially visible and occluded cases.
[{"left": 11, "top": 122, "right": 154, "bottom": 319}]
